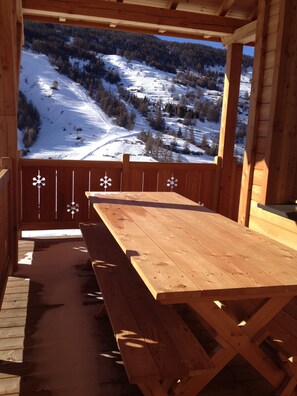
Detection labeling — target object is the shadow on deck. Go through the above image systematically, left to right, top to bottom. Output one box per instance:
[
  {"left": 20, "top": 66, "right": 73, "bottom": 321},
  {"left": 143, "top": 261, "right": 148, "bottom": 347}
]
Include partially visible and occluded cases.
[
  {"left": 0, "top": 237, "right": 274, "bottom": 395},
  {"left": 0, "top": 237, "right": 140, "bottom": 396}
]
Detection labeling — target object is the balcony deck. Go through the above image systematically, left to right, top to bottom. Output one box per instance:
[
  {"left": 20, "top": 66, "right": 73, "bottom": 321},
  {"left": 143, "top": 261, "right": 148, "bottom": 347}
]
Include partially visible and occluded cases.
[{"left": 0, "top": 236, "right": 275, "bottom": 395}]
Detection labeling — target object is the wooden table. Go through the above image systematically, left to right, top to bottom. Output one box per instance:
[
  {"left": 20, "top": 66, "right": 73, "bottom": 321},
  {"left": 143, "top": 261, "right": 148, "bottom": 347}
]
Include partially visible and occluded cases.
[{"left": 87, "top": 191, "right": 297, "bottom": 395}]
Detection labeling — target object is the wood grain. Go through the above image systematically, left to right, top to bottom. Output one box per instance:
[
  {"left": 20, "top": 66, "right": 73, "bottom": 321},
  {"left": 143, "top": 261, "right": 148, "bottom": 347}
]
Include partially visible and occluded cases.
[{"left": 89, "top": 192, "right": 297, "bottom": 303}]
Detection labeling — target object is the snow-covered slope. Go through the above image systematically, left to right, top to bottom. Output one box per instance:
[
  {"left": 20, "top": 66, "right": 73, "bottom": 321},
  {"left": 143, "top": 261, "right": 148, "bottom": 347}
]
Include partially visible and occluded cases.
[
  {"left": 19, "top": 50, "right": 251, "bottom": 162},
  {"left": 19, "top": 51, "right": 148, "bottom": 160}
]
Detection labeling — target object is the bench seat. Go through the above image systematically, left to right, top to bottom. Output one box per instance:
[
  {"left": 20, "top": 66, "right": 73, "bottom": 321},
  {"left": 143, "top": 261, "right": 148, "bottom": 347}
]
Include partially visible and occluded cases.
[{"left": 80, "top": 222, "right": 213, "bottom": 395}]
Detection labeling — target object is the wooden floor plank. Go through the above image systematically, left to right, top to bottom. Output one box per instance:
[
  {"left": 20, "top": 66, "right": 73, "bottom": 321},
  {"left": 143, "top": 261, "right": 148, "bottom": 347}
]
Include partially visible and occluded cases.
[
  {"left": 0, "top": 327, "right": 25, "bottom": 339},
  {"left": 0, "top": 337, "right": 25, "bottom": 350},
  {"left": 0, "top": 376, "right": 21, "bottom": 395}
]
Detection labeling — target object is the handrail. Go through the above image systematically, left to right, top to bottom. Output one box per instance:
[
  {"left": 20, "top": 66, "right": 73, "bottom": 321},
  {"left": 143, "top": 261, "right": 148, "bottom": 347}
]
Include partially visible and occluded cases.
[{"left": 19, "top": 156, "right": 221, "bottom": 229}]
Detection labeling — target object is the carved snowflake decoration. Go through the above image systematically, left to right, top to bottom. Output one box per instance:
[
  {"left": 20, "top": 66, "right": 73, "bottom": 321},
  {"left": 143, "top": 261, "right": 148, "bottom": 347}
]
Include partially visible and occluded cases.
[
  {"left": 100, "top": 173, "right": 112, "bottom": 191},
  {"left": 32, "top": 174, "right": 46, "bottom": 189},
  {"left": 167, "top": 176, "right": 178, "bottom": 191},
  {"left": 67, "top": 202, "right": 79, "bottom": 215}
]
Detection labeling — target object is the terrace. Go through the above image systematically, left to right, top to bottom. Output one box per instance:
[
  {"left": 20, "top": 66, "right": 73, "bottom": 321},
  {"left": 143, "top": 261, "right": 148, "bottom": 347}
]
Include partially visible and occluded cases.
[{"left": 1, "top": 0, "right": 297, "bottom": 395}]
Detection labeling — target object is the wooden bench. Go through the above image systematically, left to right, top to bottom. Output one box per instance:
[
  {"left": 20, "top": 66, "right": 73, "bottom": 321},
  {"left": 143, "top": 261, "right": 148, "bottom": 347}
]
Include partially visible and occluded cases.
[{"left": 80, "top": 222, "right": 214, "bottom": 396}]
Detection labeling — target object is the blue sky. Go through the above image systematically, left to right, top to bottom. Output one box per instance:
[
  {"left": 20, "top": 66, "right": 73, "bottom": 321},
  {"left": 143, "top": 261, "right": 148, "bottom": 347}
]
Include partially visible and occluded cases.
[{"left": 156, "top": 36, "right": 254, "bottom": 57}]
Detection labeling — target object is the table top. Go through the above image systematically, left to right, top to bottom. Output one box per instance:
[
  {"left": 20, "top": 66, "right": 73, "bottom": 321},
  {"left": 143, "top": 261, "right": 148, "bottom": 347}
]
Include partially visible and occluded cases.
[{"left": 87, "top": 191, "right": 297, "bottom": 304}]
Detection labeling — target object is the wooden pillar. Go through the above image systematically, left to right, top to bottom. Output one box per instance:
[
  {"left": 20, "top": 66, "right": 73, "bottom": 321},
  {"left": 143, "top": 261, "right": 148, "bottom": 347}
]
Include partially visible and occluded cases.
[
  {"left": 0, "top": 0, "right": 23, "bottom": 271},
  {"left": 238, "top": 0, "right": 268, "bottom": 226},
  {"left": 217, "top": 43, "right": 243, "bottom": 219}
]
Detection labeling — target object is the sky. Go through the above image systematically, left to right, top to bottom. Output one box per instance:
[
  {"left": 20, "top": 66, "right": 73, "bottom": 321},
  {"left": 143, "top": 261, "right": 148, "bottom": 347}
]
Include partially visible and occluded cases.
[{"left": 156, "top": 36, "right": 254, "bottom": 57}]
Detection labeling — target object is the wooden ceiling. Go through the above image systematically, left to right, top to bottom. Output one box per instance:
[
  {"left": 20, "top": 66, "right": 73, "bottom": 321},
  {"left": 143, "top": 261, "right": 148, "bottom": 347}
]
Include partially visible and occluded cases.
[{"left": 22, "top": 0, "right": 258, "bottom": 45}]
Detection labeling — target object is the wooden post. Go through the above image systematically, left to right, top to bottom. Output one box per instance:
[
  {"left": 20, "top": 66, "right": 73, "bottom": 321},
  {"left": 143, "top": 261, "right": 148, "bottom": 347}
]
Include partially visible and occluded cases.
[
  {"left": 0, "top": 0, "right": 23, "bottom": 272},
  {"left": 238, "top": 0, "right": 269, "bottom": 226},
  {"left": 217, "top": 43, "right": 243, "bottom": 219},
  {"left": 121, "top": 154, "right": 130, "bottom": 191},
  {"left": 213, "top": 156, "right": 222, "bottom": 212},
  {"left": 1, "top": 157, "right": 16, "bottom": 273}
]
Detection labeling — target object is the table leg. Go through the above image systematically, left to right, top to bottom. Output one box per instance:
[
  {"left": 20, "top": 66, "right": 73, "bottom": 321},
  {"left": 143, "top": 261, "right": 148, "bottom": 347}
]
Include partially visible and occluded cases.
[{"left": 179, "top": 296, "right": 293, "bottom": 394}]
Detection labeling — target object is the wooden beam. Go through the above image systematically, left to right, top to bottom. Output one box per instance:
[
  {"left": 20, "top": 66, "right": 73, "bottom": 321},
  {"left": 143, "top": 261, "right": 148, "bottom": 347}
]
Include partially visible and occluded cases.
[
  {"left": 22, "top": 0, "right": 248, "bottom": 36},
  {"left": 216, "top": 0, "right": 236, "bottom": 16},
  {"left": 238, "top": 0, "right": 269, "bottom": 226},
  {"left": 248, "top": 6, "right": 258, "bottom": 21},
  {"left": 24, "top": 14, "right": 222, "bottom": 43},
  {"left": 222, "top": 20, "right": 257, "bottom": 46},
  {"left": 217, "top": 43, "right": 243, "bottom": 219}
]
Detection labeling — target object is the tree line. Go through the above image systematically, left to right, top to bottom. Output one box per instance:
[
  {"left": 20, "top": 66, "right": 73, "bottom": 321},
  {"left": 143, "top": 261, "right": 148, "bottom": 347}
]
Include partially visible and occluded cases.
[
  {"left": 24, "top": 22, "right": 253, "bottom": 76},
  {"left": 18, "top": 90, "right": 41, "bottom": 153}
]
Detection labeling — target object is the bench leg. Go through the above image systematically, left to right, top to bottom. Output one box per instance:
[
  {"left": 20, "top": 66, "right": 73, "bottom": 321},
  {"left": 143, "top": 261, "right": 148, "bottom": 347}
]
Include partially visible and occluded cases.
[
  {"left": 82, "top": 258, "right": 92, "bottom": 271},
  {"left": 95, "top": 303, "right": 107, "bottom": 319},
  {"left": 277, "top": 376, "right": 297, "bottom": 396},
  {"left": 138, "top": 380, "right": 168, "bottom": 396}
]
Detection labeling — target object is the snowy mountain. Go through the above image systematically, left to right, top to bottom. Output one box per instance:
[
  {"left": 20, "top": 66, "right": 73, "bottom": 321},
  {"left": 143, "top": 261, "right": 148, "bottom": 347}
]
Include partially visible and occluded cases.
[{"left": 18, "top": 29, "right": 252, "bottom": 163}]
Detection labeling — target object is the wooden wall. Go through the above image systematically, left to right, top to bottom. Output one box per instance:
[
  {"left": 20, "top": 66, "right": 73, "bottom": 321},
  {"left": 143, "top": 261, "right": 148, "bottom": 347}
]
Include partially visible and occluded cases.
[
  {"left": 240, "top": 0, "right": 297, "bottom": 249},
  {"left": 249, "top": 202, "right": 297, "bottom": 250}
]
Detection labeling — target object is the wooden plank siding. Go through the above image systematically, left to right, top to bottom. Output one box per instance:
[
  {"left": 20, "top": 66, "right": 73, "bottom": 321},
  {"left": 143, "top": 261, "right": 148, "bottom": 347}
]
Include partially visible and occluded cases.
[
  {"left": 239, "top": 0, "right": 297, "bottom": 249},
  {"left": 251, "top": 0, "right": 279, "bottom": 180},
  {"left": 263, "top": 0, "right": 297, "bottom": 204},
  {"left": 19, "top": 157, "right": 225, "bottom": 229},
  {"left": 249, "top": 202, "right": 297, "bottom": 250}
]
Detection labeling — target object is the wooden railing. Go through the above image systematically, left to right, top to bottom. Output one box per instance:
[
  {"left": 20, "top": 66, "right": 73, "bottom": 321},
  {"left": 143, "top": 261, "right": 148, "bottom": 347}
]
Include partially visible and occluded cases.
[
  {"left": 19, "top": 155, "right": 221, "bottom": 230},
  {"left": 0, "top": 158, "right": 13, "bottom": 308}
]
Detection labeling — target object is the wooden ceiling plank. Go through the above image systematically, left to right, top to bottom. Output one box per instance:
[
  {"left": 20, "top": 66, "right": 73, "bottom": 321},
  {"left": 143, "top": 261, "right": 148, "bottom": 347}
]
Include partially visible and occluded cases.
[
  {"left": 22, "top": 0, "right": 248, "bottom": 35},
  {"left": 169, "top": 0, "right": 179, "bottom": 10},
  {"left": 216, "top": 0, "right": 236, "bottom": 16},
  {"left": 248, "top": 6, "right": 258, "bottom": 21},
  {"left": 222, "top": 20, "right": 257, "bottom": 46}
]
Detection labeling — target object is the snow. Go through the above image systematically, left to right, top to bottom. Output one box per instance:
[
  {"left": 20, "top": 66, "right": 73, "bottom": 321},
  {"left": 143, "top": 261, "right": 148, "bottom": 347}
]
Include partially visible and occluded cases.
[
  {"left": 19, "top": 49, "right": 251, "bottom": 163},
  {"left": 19, "top": 50, "right": 148, "bottom": 161},
  {"left": 102, "top": 54, "right": 187, "bottom": 102}
]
